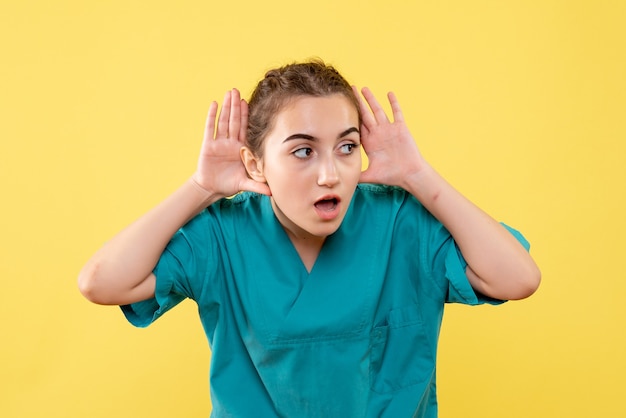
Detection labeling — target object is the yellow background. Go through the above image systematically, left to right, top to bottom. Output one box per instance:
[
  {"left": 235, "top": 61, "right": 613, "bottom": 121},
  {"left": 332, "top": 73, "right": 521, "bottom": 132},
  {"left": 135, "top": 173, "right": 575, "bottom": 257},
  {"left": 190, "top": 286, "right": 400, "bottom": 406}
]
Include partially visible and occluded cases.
[{"left": 2, "top": 0, "right": 624, "bottom": 416}]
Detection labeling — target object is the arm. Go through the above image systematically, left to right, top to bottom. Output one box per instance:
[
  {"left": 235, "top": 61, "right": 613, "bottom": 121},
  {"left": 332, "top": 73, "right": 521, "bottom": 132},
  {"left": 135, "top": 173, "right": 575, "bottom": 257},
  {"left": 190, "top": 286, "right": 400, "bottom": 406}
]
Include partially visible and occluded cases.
[
  {"left": 354, "top": 87, "right": 540, "bottom": 300},
  {"left": 78, "top": 89, "right": 271, "bottom": 306}
]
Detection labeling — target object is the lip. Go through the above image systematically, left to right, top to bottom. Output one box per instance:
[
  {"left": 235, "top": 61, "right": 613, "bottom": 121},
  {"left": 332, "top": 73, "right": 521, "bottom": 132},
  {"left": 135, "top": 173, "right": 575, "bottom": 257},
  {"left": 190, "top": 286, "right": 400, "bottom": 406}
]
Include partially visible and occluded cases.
[{"left": 313, "top": 194, "right": 342, "bottom": 221}]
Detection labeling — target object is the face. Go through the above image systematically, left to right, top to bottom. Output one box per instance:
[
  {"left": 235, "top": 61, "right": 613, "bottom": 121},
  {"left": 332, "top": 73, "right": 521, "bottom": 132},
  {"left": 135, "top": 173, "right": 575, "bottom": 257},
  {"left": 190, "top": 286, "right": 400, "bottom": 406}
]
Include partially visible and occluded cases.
[{"left": 245, "top": 94, "right": 362, "bottom": 243}]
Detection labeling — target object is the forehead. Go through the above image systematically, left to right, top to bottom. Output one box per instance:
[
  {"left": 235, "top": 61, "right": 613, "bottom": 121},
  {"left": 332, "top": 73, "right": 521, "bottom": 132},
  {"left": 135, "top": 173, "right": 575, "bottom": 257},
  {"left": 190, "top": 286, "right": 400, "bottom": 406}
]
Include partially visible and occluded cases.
[{"left": 271, "top": 94, "right": 359, "bottom": 133}]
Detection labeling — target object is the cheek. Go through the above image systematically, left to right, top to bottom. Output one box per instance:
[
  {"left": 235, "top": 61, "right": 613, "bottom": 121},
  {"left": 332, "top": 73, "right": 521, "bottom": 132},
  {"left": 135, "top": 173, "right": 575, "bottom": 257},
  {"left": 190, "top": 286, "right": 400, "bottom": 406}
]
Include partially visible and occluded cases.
[
  {"left": 344, "top": 156, "right": 363, "bottom": 180},
  {"left": 261, "top": 160, "right": 297, "bottom": 191}
]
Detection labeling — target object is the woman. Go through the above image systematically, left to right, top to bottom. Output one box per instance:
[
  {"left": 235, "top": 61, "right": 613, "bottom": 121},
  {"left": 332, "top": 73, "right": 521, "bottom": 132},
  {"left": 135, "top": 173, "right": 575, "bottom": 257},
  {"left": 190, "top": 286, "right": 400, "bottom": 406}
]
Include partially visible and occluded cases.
[{"left": 78, "top": 60, "right": 540, "bottom": 417}]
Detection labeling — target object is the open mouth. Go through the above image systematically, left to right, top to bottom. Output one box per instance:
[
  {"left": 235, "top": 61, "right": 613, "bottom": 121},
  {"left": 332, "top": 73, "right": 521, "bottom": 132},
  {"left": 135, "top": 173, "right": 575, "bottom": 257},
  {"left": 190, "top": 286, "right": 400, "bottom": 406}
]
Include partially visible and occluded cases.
[
  {"left": 313, "top": 195, "right": 342, "bottom": 221},
  {"left": 314, "top": 197, "right": 339, "bottom": 212}
]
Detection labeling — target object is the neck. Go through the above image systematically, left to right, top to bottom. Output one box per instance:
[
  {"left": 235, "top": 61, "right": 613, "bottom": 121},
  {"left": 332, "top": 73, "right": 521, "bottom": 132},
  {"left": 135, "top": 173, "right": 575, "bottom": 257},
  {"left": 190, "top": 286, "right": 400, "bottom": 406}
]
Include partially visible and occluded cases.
[
  {"left": 270, "top": 198, "right": 326, "bottom": 272},
  {"left": 287, "top": 233, "right": 324, "bottom": 273}
]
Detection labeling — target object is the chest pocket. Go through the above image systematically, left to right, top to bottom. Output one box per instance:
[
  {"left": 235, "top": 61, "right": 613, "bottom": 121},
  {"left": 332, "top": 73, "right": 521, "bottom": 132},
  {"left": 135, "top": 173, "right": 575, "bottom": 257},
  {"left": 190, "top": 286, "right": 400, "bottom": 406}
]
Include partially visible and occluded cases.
[{"left": 369, "top": 305, "right": 436, "bottom": 393}]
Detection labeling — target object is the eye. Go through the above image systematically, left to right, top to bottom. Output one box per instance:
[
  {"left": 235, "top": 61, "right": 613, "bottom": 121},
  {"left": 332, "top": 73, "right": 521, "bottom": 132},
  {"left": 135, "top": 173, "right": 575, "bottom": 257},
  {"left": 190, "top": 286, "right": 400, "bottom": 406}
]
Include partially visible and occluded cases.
[
  {"left": 339, "top": 143, "right": 358, "bottom": 155},
  {"left": 293, "top": 147, "right": 313, "bottom": 159}
]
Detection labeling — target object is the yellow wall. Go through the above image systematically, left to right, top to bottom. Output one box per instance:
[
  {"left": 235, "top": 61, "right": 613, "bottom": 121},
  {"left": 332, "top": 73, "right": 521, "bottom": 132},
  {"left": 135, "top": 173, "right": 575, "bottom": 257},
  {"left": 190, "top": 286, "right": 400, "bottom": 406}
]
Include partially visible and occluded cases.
[{"left": 2, "top": 1, "right": 624, "bottom": 416}]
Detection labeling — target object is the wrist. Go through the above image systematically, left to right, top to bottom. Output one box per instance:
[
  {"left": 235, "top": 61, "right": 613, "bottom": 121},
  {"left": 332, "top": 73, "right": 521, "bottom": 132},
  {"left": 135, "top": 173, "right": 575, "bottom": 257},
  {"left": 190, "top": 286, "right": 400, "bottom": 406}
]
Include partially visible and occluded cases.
[
  {"left": 402, "top": 164, "right": 446, "bottom": 206},
  {"left": 187, "top": 177, "right": 223, "bottom": 207}
]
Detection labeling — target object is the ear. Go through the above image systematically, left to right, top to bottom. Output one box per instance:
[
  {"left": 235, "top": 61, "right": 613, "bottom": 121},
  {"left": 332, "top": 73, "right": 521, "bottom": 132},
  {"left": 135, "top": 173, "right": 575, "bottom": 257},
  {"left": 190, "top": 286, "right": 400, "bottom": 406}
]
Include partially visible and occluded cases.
[{"left": 240, "top": 146, "right": 266, "bottom": 183}]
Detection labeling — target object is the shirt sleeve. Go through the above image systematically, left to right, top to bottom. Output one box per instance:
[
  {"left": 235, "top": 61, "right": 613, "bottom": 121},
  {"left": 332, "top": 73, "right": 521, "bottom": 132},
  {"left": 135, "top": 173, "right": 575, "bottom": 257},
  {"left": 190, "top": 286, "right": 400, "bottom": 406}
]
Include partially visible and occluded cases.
[
  {"left": 394, "top": 188, "right": 531, "bottom": 306},
  {"left": 120, "top": 211, "right": 218, "bottom": 328},
  {"left": 440, "top": 223, "right": 530, "bottom": 305}
]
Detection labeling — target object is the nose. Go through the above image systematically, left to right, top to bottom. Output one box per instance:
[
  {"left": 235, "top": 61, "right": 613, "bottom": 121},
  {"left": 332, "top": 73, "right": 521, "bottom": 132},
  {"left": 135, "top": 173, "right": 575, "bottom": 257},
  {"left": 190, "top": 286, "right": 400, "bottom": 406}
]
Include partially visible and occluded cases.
[{"left": 317, "top": 156, "right": 340, "bottom": 187}]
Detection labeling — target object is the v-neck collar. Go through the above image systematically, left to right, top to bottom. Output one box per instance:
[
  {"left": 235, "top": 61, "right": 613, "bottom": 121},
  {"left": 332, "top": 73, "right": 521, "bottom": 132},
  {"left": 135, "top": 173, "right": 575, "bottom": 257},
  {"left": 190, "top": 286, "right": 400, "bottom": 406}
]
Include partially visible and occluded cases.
[
  {"left": 250, "top": 191, "right": 380, "bottom": 344},
  {"left": 263, "top": 195, "right": 334, "bottom": 276}
]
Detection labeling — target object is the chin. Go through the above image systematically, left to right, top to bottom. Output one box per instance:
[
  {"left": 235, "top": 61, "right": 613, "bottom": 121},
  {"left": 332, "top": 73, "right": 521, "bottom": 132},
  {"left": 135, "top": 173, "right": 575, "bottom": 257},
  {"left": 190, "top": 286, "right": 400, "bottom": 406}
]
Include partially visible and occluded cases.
[{"left": 311, "top": 218, "right": 345, "bottom": 238}]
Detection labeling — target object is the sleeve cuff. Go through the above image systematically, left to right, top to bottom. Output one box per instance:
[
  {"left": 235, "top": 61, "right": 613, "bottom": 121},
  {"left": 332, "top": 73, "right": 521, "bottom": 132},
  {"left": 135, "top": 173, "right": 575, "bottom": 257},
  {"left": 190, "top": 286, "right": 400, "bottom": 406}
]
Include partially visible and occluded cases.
[
  {"left": 445, "top": 222, "right": 528, "bottom": 306},
  {"left": 119, "top": 260, "right": 186, "bottom": 328}
]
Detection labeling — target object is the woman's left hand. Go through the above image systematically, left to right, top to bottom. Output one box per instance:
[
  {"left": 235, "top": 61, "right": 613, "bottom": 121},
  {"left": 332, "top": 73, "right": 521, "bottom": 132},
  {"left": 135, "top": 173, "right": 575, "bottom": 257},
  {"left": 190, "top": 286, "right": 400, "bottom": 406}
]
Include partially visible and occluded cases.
[
  {"left": 354, "top": 87, "right": 429, "bottom": 188},
  {"left": 354, "top": 88, "right": 540, "bottom": 301}
]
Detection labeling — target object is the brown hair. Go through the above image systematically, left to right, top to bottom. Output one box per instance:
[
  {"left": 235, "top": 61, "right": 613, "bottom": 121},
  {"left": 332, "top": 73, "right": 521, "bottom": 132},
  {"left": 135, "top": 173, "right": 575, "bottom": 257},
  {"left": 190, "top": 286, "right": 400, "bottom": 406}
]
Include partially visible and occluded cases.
[{"left": 246, "top": 59, "right": 361, "bottom": 157}]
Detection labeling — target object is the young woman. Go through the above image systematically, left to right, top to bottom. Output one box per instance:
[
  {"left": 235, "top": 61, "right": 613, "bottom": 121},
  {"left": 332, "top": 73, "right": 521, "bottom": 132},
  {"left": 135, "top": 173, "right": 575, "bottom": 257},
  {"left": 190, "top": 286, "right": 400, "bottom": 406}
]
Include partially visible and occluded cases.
[{"left": 78, "top": 60, "right": 540, "bottom": 417}]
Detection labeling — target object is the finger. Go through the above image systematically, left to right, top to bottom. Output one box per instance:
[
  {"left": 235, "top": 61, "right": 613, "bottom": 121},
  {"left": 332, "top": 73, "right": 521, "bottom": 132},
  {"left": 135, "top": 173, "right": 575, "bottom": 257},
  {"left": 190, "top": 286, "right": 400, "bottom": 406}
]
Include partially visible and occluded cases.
[
  {"left": 352, "top": 85, "right": 376, "bottom": 129},
  {"left": 361, "top": 87, "right": 390, "bottom": 125},
  {"left": 229, "top": 88, "right": 241, "bottom": 139},
  {"left": 216, "top": 90, "right": 232, "bottom": 139},
  {"left": 387, "top": 91, "right": 404, "bottom": 123},
  {"left": 239, "top": 99, "right": 249, "bottom": 143},
  {"left": 203, "top": 101, "right": 218, "bottom": 143},
  {"left": 359, "top": 121, "right": 370, "bottom": 143},
  {"left": 359, "top": 124, "right": 372, "bottom": 153}
]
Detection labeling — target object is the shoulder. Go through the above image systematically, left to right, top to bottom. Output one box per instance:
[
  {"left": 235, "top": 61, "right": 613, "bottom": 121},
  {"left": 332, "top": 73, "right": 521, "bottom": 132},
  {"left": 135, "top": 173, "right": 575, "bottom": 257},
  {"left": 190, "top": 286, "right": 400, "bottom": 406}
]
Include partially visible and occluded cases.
[
  {"left": 354, "top": 183, "right": 409, "bottom": 204},
  {"left": 343, "top": 184, "right": 417, "bottom": 231},
  {"left": 352, "top": 184, "right": 440, "bottom": 230},
  {"left": 353, "top": 184, "right": 425, "bottom": 214},
  {"left": 176, "top": 192, "right": 267, "bottom": 235},
  {"left": 197, "top": 192, "right": 273, "bottom": 237},
  {"left": 205, "top": 192, "right": 269, "bottom": 217}
]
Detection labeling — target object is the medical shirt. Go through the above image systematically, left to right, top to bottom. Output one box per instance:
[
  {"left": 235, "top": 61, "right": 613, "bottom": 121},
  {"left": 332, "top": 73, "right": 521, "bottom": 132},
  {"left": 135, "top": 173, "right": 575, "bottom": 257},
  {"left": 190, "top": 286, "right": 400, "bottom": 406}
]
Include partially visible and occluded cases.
[{"left": 122, "top": 184, "right": 529, "bottom": 417}]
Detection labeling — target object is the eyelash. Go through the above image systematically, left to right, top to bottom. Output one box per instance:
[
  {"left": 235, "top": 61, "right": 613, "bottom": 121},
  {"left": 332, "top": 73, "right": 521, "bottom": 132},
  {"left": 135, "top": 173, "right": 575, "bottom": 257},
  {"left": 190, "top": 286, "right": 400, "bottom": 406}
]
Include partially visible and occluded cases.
[
  {"left": 292, "top": 143, "right": 360, "bottom": 159},
  {"left": 340, "top": 143, "right": 357, "bottom": 154}
]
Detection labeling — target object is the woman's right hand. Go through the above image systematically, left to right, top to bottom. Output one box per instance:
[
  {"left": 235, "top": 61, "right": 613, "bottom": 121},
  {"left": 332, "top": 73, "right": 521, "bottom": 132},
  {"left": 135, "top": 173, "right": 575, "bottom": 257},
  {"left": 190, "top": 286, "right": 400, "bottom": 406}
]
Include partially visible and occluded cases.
[
  {"left": 192, "top": 88, "right": 271, "bottom": 198},
  {"left": 78, "top": 89, "right": 271, "bottom": 306}
]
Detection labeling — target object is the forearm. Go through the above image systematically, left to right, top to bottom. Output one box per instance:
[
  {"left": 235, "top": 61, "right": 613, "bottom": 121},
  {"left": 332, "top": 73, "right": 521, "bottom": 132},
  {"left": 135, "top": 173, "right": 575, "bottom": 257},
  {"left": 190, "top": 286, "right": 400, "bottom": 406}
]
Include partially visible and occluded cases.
[
  {"left": 402, "top": 165, "right": 541, "bottom": 300},
  {"left": 78, "top": 178, "right": 222, "bottom": 305}
]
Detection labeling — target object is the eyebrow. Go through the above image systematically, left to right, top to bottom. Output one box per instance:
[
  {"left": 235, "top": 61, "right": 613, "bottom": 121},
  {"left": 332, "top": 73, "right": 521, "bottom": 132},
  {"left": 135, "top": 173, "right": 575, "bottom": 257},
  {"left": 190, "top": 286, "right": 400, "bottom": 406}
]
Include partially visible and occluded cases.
[{"left": 282, "top": 127, "right": 360, "bottom": 143}]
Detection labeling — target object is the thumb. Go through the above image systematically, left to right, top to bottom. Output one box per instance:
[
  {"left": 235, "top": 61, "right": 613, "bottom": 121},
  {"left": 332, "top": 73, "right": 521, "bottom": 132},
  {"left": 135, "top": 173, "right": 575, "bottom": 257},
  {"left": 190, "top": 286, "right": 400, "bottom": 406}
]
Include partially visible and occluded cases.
[
  {"left": 359, "top": 168, "right": 379, "bottom": 185},
  {"left": 241, "top": 178, "right": 272, "bottom": 196}
]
